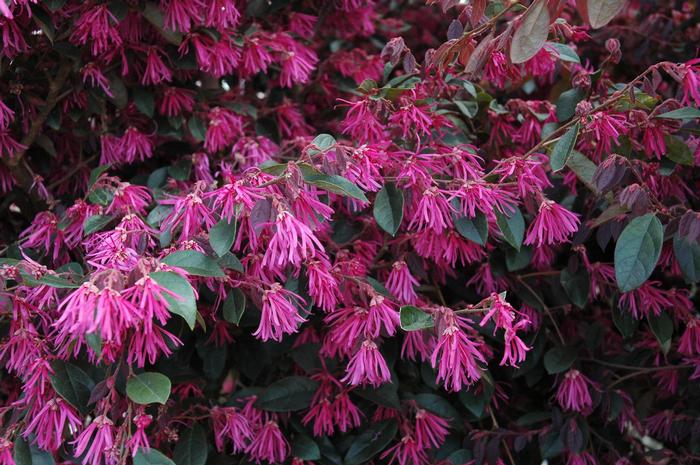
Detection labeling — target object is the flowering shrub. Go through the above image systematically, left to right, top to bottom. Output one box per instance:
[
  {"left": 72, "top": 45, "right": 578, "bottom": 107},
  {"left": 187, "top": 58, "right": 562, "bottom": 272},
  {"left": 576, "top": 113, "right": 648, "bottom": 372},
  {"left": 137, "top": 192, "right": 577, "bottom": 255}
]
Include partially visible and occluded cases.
[{"left": 1, "top": 0, "right": 700, "bottom": 464}]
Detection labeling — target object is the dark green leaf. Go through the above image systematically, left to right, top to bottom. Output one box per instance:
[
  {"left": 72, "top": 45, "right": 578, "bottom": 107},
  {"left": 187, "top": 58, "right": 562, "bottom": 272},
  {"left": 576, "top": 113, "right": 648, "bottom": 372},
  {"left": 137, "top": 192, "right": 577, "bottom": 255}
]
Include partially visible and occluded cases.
[
  {"left": 586, "top": 0, "right": 626, "bottom": 28},
  {"left": 133, "top": 87, "right": 155, "bottom": 118},
  {"left": 556, "top": 88, "right": 586, "bottom": 122},
  {"left": 454, "top": 100, "right": 478, "bottom": 118},
  {"left": 657, "top": 107, "right": 700, "bottom": 119},
  {"left": 188, "top": 116, "right": 206, "bottom": 142},
  {"left": 550, "top": 123, "right": 579, "bottom": 171},
  {"left": 665, "top": 135, "right": 694, "bottom": 166},
  {"left": 566, "top": 150, "right": 598, "bottom": 192},
  {"left": 88, "top": 165, "right": 111, "bottom": 189},
  {"left": 302, "top": 173, "right": 368, "bottom": 203},
  {"left": 373, "top": 183, "right": 404, "bottom": 236},
  {"left": 495, "top": 207, "right": 525, "bottom": 251},
  {"left": 454, "top": 211, "right": 488, "bottom": 245},
  {"left": 614, "top": 214, "right": 663, "bottom": 292},
  {"left": 83, "top": 215, "right": 114, "bottom": 235},
  {"left": 209, "top": 218, "right": 237, "bottom": 257},
  {"left": 673, "top": 234, "right": 700, "bottom": 283},
  {"left": 505, "top": 246, "right": 532, "bottom": 272},
  {"left": 162, "top": 250, "right": 225, "bottom": 277},
  {"left": 217, "top": 252, "right": 244, "bottom": 273},
  {"left": 560, "top": 266, "right": 590, "bottom": 307},
  {"left": 151, "top": 271, "right": 197, "bottom": 329},
  {"left": 21, "top": 273, "right": 80, "bottom": 289},
  {"left": 222, "top": 288, "right": 246, "bottom": 325},
  {"left": 612, "top": 303, "right": 638, "bottom": 339},
  {"left": 399, "top": 306, "right": 434, "bottom": 331},
  {"left": 648, "top": 312, "right": 673, "bottom": 354},
  {"left": 543, "top": 346, "right": 577, "bottom": 374},
  {"left": 50, "top": 361, "right": 94, "bottom": 413},
  {"left": 126, "top": 372, "right": 171, "bottom": 405},
  {"left": 255, "top": 376, "right": 318, "bottom": 412},
  {"left": 354, "top": 383, "right": 401, "bottom": 409},
  {"left": 344, "top": 420, "right": 398, "bottom": 465},
  {"left": 173, "top": 424, "right": 207, "bottom": 465},
  {"left": 291, "top": 435, "right": 321, "bottom": 461},
  {"left": 13, "top": 437, "right": 55, "bottom": 465},
  {"left": 134, "top": 449, "right": 175, "bottom": 465}
]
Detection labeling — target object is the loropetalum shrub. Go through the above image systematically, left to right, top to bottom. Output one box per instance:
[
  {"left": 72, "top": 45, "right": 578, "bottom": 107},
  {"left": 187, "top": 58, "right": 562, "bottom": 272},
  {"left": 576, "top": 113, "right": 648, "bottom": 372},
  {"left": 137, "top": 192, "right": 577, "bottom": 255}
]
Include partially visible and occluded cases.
[{"left": 1, "top": 0, "right": 700, "bottom": 464}]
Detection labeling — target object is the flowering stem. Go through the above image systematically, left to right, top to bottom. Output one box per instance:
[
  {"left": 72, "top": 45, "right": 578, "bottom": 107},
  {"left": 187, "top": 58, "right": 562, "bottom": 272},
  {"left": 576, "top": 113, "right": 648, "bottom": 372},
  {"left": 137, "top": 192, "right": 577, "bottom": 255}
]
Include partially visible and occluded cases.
[
  {"left": 515, "top": 276, "right": 565, "bottom": 345},
  {"left": 607, "top": 364, "right": 693, "bottom": 389}
]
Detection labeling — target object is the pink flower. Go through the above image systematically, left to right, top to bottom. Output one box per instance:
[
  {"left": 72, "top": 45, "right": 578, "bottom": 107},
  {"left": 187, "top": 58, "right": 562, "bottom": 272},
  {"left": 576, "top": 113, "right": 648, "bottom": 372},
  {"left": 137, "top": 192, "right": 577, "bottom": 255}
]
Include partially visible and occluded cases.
[
  {"left": 162, "top": 0, "right": 203, "bottom": 32},
  {"left": 203, "top": 0, "right": 240, "bottom": 30},
  {"left": 70, "top": 5, "right": 122, "bottom": 56},
  {"left": 270, "top": 34, "right": 318, "bottom": 87},
  {"left": 240, "top": 36, "right": 273, "bottom": 78},
  {"left": 142, "top": 48, "right": 172, "bottom": 85},
  {"left": 81, "top": 63, "right": 113, "bottom": 97},
  {"left": 158, "top": 87, "right": 195, "bottom": 117},
  {"left": 338, "top": 98, "right": 385, "bottom": 143},
  {"left": 0, "top": 99, "right": 14, "bottom": 128},
  {"left": 204, "top": 107, "right": 244, "bottom": 153},
  {"left": 585, "top": 112, "right": 628, "bottom": 160},
  {"left": 121, "top": 127, "right": 154, "bottom": 163},
  {"left": 0, "top": 129, "right": 25, "bottom": 158},
  {"left": 107, "top": 183, "right": 152, "bottom": 215},
  {"left": 160, "top": 185, "right": 216, "bottom": 241},
  {"left": 408, "top": 187, "right": 452, "bottom": 234},
  {"left": 524, "top": 199, "right": 580, "bottom": 246},
  {"left": 262, "top": 211, "right": 325, "bottom": 269},
  {"left": 306, "top": 258, "right": 339, "bottom": 312},
  {"left": 386, "top": 261, "right": 419, "bottom": 304},
  {"left": 253, "top": 283, "right": 306, "bottom": 342},
  {"left": 366, "top": 294, "right": 399, "bottom": 338},
  {"left": 679, "top": 317, "right": 700, "bottom": 356},
  {"left": 430, "top": 324, "right": 485, "bottom": 392},
  {"left": 342, "top": 339, "right": 391, "bottom": 387},
  {"left": 556, "top": 369, "right": 594, "bottom": 413},
  {"left": 332, "top": 391, "right": 362, "bottom": 432},
  {"left": 23, "top": 398, "right": 81, "bottom": 451},
  {"left": 303, "top": 399, "right": 334, "bottom": 436},
  {"left": 212, "top": 407, "right": 252, "bottom": 453},
  {"left": 414, "top": 408, "right": 449, "bottom": 449},
  {"left": 126, "top": 413, "right": 152, "bottom": 456},
  {"left": 71, "top": 415, "right": 116, "bottom": 465},
  {"left": 247, "top": 420, "right": 289, "bottom": 464},
  {"left": 380, "top": 436, "right": 428, "bottom": 465},
  {"left": 0, "top": 438, "right": 12, "bottom": 465}
]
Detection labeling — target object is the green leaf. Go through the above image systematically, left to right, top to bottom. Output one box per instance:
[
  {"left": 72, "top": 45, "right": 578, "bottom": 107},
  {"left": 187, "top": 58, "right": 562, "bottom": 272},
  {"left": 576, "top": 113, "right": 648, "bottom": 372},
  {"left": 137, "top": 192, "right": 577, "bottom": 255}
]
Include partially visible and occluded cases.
[
  {"left": 509, "top": 0, "right": 550, "bottom": 64},
  {"left": 585, "top": 0, "right": 626, "bottom": 28},
  {"left": 142, "top": 1, "right": 182, "bottom": 45},
  {"left": 547, "top": 42, "right": 581, "bottom": 63},
  {"left": 133, "top": 87, "right": 155, "bottom": 118},
  {"left": 556, "top": 88, "right": 586, "bottom": 122},
  {"left": 454, "top": 100, "right": 479, "bottom": 118},
  {"left": 657, "top": 107, "right": 700, "bottom": 119},
  {"left": 188, "top": 116, "right": 206, "bottom": 142},
  {"left": 550, "top": 123, "right": 579, "bottom": 171},
  {"left": 310, "top": 134, "right": 336, "bottom": 151},
  {"left": 664, "top": 135, "right": 694, "bottom": 166},
  {"left": 566, "top": 150, "right": 598, "bottom": 192},
  {"left": 88, "top": 165, "right": 111, "bottom": 189},
  {"left": 302, "top": 173, "right": 368, "bottom": 203},
  {"left": 373, "top": 183, "right": 404, "bottom": 236},
  {"left": 88, "top": 187, "right": 113, "bottom": 206},
  {"left": 495, "top": 207, "right": 525, "bottom": 251},
  {"left": 454, "top": 211, "right": 488, "bottom": 245},
  {"left": 614, "top": 214, "right": 663, "bottom": 292},
  {"left": 83, "top": 215, "right": 114, "bottom": 235},
  {"left": 209, "top": 218, "right": 237, "bottom": 257},
  {"left": 673, "top": 234, "right": 700, "bottom": 283},
  {"left": 505, "top": 246, "right": 532, "bottom": 272},
  {"left": 162, "top": 250, "right": 225, "bottom": 277},
  {"left": 217, "top": 252, "right": 244, "bottom": 273},
  {"left": 560, "top": 266, "right": 590, "bottom": 308},
  {"left": 151, "top": 271, "right": 197, "bottom": 329},
  {"left": 21, "top": 273, "right": 80, "bottom": 289},
  {"left": 222, "top": 288, "right": 246, "bottom": 324},
  {"left": 612, "top": 303, "right": 638, "bottom": 339},
  {"left": 399, "top": 306, "right": 434, "bottom": 331},
  {"left": 648, "top": 312, "right": 673, "bottom": 354},
  {"left": 543, "top": 346, "right": 577, "bottom": 374},
  {"left": 50, "top": 361, "right": 94, "bottom": 413},
  {"left": 126, "top": 372, "right": 172, "bottom": 405},
  {"left": 255, "top": 376, "right": 319, "bottom": 412},
  {"left": 354, "top": 383, "right": 401, "bottom": 409},
  {"left": 414, "top": 393, "right": 461, "bottom": 420},
  {"left": 344, "top": 420, "right": 398, "bottom": 465},
  {"left": 173, "top": 424, "right": 207, "bottom": 465},
  {"left": 292, "top": 435, "right": 321, "bottom": 461},
  {"left": 13, "top": 437, "right": 55, "bottom": 465},
  {"left": 134, "top": 449, "right": 175, "bottom": 465}
]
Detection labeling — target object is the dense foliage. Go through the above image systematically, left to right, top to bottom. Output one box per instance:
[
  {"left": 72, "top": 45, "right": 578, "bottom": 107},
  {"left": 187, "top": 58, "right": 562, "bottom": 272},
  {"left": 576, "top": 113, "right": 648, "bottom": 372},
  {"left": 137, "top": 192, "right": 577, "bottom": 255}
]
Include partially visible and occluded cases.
[{"left": 1, "top": 0, "right": 700, "bottom": 464}]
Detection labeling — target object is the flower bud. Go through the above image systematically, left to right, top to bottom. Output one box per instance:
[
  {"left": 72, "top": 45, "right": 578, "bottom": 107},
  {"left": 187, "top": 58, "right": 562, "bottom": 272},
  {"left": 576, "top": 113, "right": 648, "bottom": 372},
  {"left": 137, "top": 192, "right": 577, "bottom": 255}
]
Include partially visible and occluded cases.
[
  {"left": 605, "top": 38, "right": 621, "bottom": 64},
  {"left": 572, "top": 70, "right": 591, "bottom": 90},
  {"left": 575, "top": 100, "right": 593, "bottom": 117}
]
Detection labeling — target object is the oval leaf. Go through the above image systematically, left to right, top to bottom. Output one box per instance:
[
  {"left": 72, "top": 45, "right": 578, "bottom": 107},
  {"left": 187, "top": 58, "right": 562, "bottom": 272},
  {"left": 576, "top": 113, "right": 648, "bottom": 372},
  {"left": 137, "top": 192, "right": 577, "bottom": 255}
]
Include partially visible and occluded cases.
[
  {"left": 510, "top": 0, "right": 550, "bottom": 64},
  {"left": 586, "top": 0, "right": 625, "bottom": 28},
  {"left": 550, "top": 123, "right": 579, "bottom": 172},
  {"left": 302, "top": 173, "right": 368, "bottom": 203},
  {"left": 373, "top": 183, "right": 404, "bottom": 236},
  {"left": 495, "top": 207, "right": 525, "bottom": 251},
  {"left": 454, "top": 211, "right": 488, "bottom": 245},
  {"left": 614, "top": 214, "right": 663, "bottom": 292},
  {"left": 209, "top": 218, "right": 237, "bottom": 257},
  {"left": 673, "top": 234, "right": 700, "bottom": 283},
  {"left": 162, "top": 250, "right": 225, "bottom": 277},
  {"left": 151, "top": 271, "right": 198, "bottom": 329},
  {"left": 222, "top": 288, "right": 246, "bottom": 324},
  {"left": 399, "top": 306, "right": 434, "bottom": 331},
  {"left": 543, "top": 346, "right": 577, "bottom": 374},
  {"left": 50, "top": 361, "right": 95, "bottom": 413},
  {"left": 126, "top": 372, "right": 172, "bottom": 405},
  {"left": 255, "top": 376, "right": 319, "bottom": 412},
  {"left": 344, "top": 420, "right": 398, "bottom": 465},
  {"left": 173, "top": 424, "right": 207, "bottom": 465},
  {"left": 134, "top": 449, "right": 175, "bottom": 465}
]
